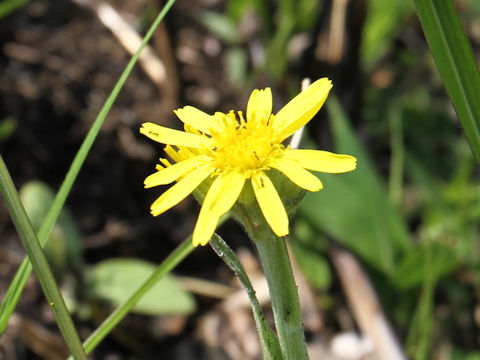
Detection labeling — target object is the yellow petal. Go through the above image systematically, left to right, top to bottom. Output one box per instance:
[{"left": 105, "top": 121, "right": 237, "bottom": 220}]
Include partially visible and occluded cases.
[
  {"left": 275, "top": 78, "right": 332, "bottom": 141},
  {"left": 246, "top": 88, "right": 272, "bottom": 122},
  {"left": 174, "top": 106, "right": 217, "bottom": 135},
  {"left": 140, "top": 122, "right": 212, "bottom": 148},
  {"left": 164, "top": 145, "right": 182, "bottom": 163},
  {"left": 284, "top": 149, "right": 357, "bottom": 173},
  {"left": 144, "top": 155, "right": 210, "bottom": 188},
  {"left": 270, "top": 158, "right": 323, "bottom": 192},
  {"left": 150, "top": 165, "right": 213, "bottom": 216},
  {"left": 191, "top": 171, "right": 245, "bottom": 246},
  {"left": 202, "top": 171, "right": 245, "bottom": 216},
  {"left": 252, "top": 172, "right": 289, "bottom": 237},
  {"left": 192, "top": 210, "right": 219, "bottom": 247}
]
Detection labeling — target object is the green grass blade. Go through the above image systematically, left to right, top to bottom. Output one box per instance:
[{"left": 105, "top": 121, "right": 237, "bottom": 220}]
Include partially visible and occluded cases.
[
  {"left": 0, "top": 0, "right": 176, "bottom": 335},
  {"left": 0, "top": 0, "right": 30, "bottom": 18},
  {"left": 413, "top": 0, "right": 480, "bottom": 162},
  {"left": 0, "top": 155, "right": 87, "bottom": 359},
  {"left": 210, "top": 234, "right": 283, "bottom": 360},
  {"left": 69, "top": 237, "right": 195, "bottom": 358}
]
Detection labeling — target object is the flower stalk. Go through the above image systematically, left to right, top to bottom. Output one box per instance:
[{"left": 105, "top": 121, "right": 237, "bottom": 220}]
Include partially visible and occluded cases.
[{"left": 234, "top": 192, "right": 308, "bottom": 360}]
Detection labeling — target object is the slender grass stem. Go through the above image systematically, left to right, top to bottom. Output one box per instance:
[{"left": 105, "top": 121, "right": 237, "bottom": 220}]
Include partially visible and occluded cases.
[
  {"left": 389, "top": 108, "right": 404, "bottom": 204},
  {"left": 0, "top": 155, "right": 87, "bottom": 360}
]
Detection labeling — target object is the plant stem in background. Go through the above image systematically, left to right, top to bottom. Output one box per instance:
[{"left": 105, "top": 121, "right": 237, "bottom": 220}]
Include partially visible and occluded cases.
[
  {"left": 0, "top": 0, "right": 176, "bottom": 335},
  {"left": 413, "top": 0, "right": 480, "bottom": 162},
  {"left": 389, "top": 107, "right": 404, "bottom": 204},
  {"left": 0, "top": 155, "right": 87, "bottom": 360}
]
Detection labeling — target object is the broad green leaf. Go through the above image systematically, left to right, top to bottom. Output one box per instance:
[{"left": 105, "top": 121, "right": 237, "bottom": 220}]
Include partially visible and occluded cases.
[
  {"left": 413, "top": 0, "right": 480, "bottom": 163},
  {"left": 299, "top": 97, "right": 410, "bottom": 273},
  {"left": 20, "top": 181, "right": 83, "bottom": 279},
  {"left": 75, "top": 238, "right": 195, "bottom": 358},
  {"left": 85, "top": 258, "right": 196, "bottom": 315}
]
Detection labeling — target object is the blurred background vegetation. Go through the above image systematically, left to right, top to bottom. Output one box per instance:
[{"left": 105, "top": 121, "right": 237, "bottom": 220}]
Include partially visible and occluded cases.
[{"left": 0, "top": 0, "right": 480, "bottom": 359}]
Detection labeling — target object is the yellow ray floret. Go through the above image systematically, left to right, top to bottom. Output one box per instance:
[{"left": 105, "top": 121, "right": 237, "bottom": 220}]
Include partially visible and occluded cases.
[
  {"left": 141, "top": 78, "right": 357, "bottom": 246},
  {"left": 283, "top": 149, "right": 357, "bottom": 173},
  {"left": 269, "top": 158, "right": 323, "bottom": 192},
  {"left": 193, "top": 171, "right": 245, "bottom": 246},
  {"left": 251, "top": 172, "right": 289, "bottom": 237}
]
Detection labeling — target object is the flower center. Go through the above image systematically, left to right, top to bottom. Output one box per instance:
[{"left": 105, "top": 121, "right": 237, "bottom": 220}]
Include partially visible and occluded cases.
[{"left": 208, "top": 110, "right": 284, "bottom": 177}]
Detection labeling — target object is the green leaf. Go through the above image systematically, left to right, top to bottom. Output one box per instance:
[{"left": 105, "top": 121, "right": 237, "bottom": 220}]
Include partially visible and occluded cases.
[
  {"left": 361, "top": 0, "right": 414, "bottom": 65},
  {"left": 413, "top": 0, "right": 480, "bottom": 163},
  {"left": 196, "top": 11, "right": 240, "bottom": 44},
  {"left": 226, "top": 47, "right": 248, "bottom": 87},
  {"left": 299, "top": 97, "right": 410, "bottom": 273},
  {"left": 0, "top": 117, "right": 17, "bottom": 141},
  {"left": 20, "top": 181, "right": 83, "bottom": 279},
  {"left": 73, "top": 238, "right": 194, "bottom": 358},
  {"left": 392, "top": 242, "right": 458, "bottom": 290},
  {"left": 85, "top": 258, "right": 196, "bottom": 315},
  {"left": 451, "top": 348, "right": 480, "bottom": 360}
]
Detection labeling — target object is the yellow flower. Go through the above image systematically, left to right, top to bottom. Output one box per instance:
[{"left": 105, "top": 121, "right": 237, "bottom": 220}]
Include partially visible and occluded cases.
[{"left": 141, "top": 78, "right": 357, "bottom": 246}]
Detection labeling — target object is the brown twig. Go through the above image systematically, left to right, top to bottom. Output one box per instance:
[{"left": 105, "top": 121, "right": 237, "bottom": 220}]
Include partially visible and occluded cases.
[
  {"left": 72, "top": 0, "right": 166, "bottom": 87},
  {"left": 330, "top": 246, "right": 407, "bottom": 360}
]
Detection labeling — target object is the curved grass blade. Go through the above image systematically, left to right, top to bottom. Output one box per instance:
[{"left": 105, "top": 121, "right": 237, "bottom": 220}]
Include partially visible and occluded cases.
[
  {"left": 0, "top": 0, "right": 176, "bottom": 335},
  {"left": 413, "top": 0, "right": 480, "bottom": 162},
  {"left": 0, "top": 155, "right": 87, "bottom": 359},
  {"left": 209, "top": 234, "right": 283, "bottom": 360}
]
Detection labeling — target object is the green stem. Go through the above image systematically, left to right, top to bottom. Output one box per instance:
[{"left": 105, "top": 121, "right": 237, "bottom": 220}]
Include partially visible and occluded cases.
[
  {"left": 388, "top": 107, "right": 404, "bottom": 205},
  {"left": 0, "top": 155, "right": 87, "bottom": 360},
  {"left": 236, "top": 202, "right": 308, "bottom": 360}
]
